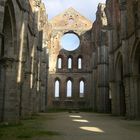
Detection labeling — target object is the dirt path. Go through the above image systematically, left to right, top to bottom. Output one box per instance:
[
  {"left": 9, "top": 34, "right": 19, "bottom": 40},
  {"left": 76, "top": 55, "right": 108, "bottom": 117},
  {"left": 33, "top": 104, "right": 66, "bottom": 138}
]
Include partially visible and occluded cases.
[{"left": 36, "top": 112, "right": 140, "bottom": 140}]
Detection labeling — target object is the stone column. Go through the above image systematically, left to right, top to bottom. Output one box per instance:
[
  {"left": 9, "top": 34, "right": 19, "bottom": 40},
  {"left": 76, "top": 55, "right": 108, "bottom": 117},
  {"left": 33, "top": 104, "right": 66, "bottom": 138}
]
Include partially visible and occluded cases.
[
  {"left": 0, "top": 0, "right": 5, "bottom": 122},
  {"left": 0, "top": 0, "right": 5, "bottom": 55},
  {"left": 97, "top": 30, "right": 110, "bottom": 113},
  {"left": 39, "top": 47, "right": 47, "bottom": 112},
  {"left": 2, "top": 59, "right": 19, "bottom": 122},
  {"left": 129, "top": 76, "right": 140, "bottom": 119},
  {"left": 61, "top": 77, "right": 67, "bottom": 107},
  {"left": 73, "top": 77, "right": 79, "bottom": 108},
  {"left": 110, "top": 81, "right": 118, "bottom": 115}
]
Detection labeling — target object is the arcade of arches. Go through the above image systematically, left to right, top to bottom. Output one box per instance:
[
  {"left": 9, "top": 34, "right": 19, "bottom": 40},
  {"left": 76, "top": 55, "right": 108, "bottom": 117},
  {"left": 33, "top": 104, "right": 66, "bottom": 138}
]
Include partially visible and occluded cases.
[{"left": 0, "top": 0, "right": 140, "bottom": 123}]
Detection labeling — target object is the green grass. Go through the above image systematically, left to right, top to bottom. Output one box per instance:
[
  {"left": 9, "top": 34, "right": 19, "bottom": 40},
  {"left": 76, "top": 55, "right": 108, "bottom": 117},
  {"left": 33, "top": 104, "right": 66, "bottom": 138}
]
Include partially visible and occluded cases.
[{"left": 0, "top": 114, "right": 60, "bottom": 140}]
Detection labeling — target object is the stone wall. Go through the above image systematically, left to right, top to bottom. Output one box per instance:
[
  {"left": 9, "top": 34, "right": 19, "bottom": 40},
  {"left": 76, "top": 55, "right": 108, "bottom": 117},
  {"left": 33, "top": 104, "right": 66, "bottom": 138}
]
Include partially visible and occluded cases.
[
  {"left": 0, "top": 0, "right": 48, "bottom": 122},
  {"left": 91, "top": 0, "right": 140, "bottom": 119},
  {"left": 104, "top": 0, "right": 139, "bottom": 119},
  {"left": 91, "top": 4, "right": 110, "bottom": 113},
  {"left": 47, "top": 8, "right": 93, "bottom": 110}
]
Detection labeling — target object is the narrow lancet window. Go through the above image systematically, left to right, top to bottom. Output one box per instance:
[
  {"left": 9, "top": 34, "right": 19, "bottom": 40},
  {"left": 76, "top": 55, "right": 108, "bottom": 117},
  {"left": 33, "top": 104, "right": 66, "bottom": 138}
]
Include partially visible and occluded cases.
[
  {"left": 57, "top": 57, "right": 62, "bottom": 69},
  {"left": 68, "top": 57, "right": 72, "bottom": 69},
  {"left": 78, "top": 57, "right": 82, "bottom": 69},
  {"left": 55, "top": 80, "right": 60, "bottom": 98},
  {"left": 67, "top": 80, "right": 72, "bottom": 97},
  {"left": 79, "top": 80, "right": 85, "bottom": 97}
]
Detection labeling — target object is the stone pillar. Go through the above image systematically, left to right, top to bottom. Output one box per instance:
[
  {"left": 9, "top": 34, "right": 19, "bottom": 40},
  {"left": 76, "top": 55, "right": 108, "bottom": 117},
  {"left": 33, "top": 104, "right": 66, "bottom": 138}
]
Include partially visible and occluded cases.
[
  {"left": 0, "top": 0, "right": 5, "bottom": 122},
  {"left": 0, "top": 0, "right": 5, "bottom": 55},
  {"left": 18, "top": 11, "right": 32, "bottom": 119},
  {"left": 97, "top": 31, "right": 110, "bottom": 113},
  {"left": 39, "top": 48, "right": 47, "bottom": 112},
  {"left": 91, "top": 51, "right": 97, "bottom": 111},
  {"left": 1, "top": 59, "right": 19, "bottom": 122},
  {"left": 21, "top": 72, "right": 31, "bottom": 118},
  {"left": 46, "top": 74, "right": 54, "bottom": 109},
  {"left": 123, "top": 75, "right": 133, "bottom": 119},
  {"left": 129, "top": 76, "right": 140, "bottom": 119},
  {"left": 73, "top": 77, "right": 79, "bottom": 108},
  {"left": 110, "top": 81, "right": 118, "bottom": 115},
  {"left": 115, "top": 81, "right": 123, "bottom": 115}
]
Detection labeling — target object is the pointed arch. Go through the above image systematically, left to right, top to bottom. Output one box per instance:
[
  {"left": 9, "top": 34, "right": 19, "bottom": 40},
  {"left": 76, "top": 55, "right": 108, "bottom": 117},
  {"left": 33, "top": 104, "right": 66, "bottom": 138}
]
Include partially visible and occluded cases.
[
  {"left": 0, "top": 0, "right": 18, "bottom": 121},
  {"left": 2, "top": 0, "right": 17, "bottom": 57},
  {"left": 130, "top": 40, "right": 140, "bottom": 118},
  {"left": 115, "top": 52, "right": 126, "bottom": 116},
  {"left": 115, "top": 52, "right": 123, "bottom": 81},
  {"left": 57, "top": 55, "right": 63, "bottom": 69},
  {"left": 78, "top": 55, "right": 82, "bottom": 69},
  {"left": 68, "top": 56, "right": 73, "bottom": 69},
  {"left": 55, "top": 78, "right": 60, "bottom": 98},
  {"left": 66, "top": 78, "right": 73, "bottom": 97},
  {"left": 79, "top": 78, "right": 85, "bottom": 97}
]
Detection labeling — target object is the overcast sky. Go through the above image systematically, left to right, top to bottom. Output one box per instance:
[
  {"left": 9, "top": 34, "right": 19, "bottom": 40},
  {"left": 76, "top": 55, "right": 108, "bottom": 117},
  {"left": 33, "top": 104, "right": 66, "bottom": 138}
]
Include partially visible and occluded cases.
[{"left": 42, "top": 0, "right": 106, "bottom": 22}]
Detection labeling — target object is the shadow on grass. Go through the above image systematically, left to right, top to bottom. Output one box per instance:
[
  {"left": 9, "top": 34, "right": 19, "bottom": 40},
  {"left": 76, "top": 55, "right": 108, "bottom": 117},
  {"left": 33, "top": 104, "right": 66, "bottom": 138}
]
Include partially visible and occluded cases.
[
  {"left": 0, "top": 115, "right": 61, "bottom": 140},
  {"left": 17, "top": 130, "right": 60, "bottom": 139}
]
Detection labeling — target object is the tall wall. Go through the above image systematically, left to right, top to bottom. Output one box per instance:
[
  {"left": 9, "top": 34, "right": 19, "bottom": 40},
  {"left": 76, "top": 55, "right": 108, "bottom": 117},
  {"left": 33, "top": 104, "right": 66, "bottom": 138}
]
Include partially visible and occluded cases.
[
  {"left": 0, "top": 0, "right": 48, "bottom": 122},
  {"left": 91, "top": 0, "right": 140, "bottom": 119},
  {"left": 105, "top": 0, "right": 140, "bottom": 119},
  {"left": 91, "top": 4, "right": 110, "bottom": 113},
  {"left": 47, "top": 8, "right": 93, "bottom": 110}
]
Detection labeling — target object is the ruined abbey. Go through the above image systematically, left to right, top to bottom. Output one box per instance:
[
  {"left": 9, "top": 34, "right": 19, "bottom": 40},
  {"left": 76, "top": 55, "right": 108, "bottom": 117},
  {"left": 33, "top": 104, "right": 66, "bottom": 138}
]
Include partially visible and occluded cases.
[{"left": 0, "top": 0, "right": 140, "bottom": 123}]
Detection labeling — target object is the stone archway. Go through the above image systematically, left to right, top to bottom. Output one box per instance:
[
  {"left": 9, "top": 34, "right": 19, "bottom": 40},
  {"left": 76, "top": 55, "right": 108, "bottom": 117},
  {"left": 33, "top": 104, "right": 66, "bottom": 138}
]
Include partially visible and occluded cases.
[
  {"left": 0, "top": 0, "right": 18, "bottom": 122},
  {"left": 0, "top": 1, "right": 19, "bottom": 121},
  {"left": 131, "top": 42, "right": 140, "bottom": 118},
  {"left": 116, "top": 53, "right": 126, "bottom": 116}
]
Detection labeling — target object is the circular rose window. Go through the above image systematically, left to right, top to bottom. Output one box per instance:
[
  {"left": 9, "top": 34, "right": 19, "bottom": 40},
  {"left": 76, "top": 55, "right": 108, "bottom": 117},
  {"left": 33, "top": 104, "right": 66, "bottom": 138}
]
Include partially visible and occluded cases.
[{"left": 60, "top": 33, "right": 80, "bottom": 51}]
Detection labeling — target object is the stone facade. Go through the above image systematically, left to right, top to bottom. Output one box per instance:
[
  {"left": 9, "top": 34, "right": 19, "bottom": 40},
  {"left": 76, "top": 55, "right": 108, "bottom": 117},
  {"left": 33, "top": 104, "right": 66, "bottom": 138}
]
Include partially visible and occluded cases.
[
  {"left": 0, "top": 0, "right": 48, "bottom": 122},
  {"left": 47, "top": 8, "right": 93, "bottom": 110}
]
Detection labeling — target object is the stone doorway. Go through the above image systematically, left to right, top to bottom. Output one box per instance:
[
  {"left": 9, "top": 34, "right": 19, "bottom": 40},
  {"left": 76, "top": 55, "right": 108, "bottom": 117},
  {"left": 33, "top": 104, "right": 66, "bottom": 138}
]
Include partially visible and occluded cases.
[
  {"left": 132, "top": 42, "right": 140, "bottom": 118},
  {"left": 116, "top": 54, "right": 126, "bottom": 116}
]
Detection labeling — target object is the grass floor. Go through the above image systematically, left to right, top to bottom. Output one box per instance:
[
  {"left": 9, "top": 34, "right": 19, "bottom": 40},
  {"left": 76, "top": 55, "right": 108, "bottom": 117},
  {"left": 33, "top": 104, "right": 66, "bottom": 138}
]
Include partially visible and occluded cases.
[{"left": 0, "top": 114, "right": 60, "bottom": 140}]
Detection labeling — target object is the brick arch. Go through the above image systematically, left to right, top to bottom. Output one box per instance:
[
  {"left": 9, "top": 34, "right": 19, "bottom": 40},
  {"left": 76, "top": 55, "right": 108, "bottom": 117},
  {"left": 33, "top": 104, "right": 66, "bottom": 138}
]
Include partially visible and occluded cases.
[
  {"left": 63, "top": 30, "right": 80, "bottom": 39},
  {"left": 55, "top": 77, "right": 61, "bottom": 81},
  {"left": 66, "top": 77, "right": 74, "bottom": 82},
  {"left": 78, "top": 77, "right": 86, "bottom": 83}
]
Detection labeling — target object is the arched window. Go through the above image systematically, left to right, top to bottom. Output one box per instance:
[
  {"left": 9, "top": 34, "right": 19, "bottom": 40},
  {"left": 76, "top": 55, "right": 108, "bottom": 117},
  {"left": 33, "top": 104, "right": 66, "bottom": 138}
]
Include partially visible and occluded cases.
[
  {"left": 57, "top": 57, "right": 62, "bottom": 69},
  {"left": 68, "top": 57, "right": 72, "bottom": 69},
  {"left": 78, "top": 57, "right": 82, "bottom": 69},
  {"left": 55, "top": 80, "right": 60, "bottom": 98},
  {"left": 67, "top": 80, "right": 72, "bottom": 97},
  {"left": 79, "top": 80, "right": 85, "bottom": 97}
]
